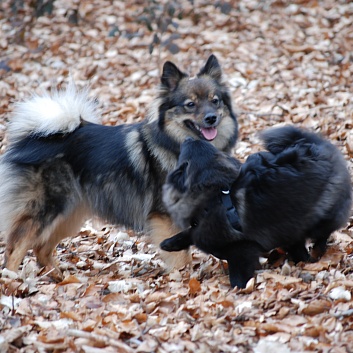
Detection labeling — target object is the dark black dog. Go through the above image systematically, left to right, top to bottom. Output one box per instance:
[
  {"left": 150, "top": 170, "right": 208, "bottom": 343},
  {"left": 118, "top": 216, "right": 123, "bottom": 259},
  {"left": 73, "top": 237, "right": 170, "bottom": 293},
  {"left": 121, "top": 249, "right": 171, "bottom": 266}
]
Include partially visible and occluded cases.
[{"left": 161, "top": 126, "right": 352, "bottom": 288}]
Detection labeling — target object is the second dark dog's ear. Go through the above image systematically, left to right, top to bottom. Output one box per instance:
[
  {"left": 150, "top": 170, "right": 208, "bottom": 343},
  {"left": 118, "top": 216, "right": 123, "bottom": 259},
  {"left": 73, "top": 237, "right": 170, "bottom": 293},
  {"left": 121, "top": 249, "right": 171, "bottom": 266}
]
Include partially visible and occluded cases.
[
  {"left": 197, "top": 54, "right": 222, "bottom": 81},
  {"left": 161, "top": 61, "right": 188, "bottom": 91},
  {"left": 167, "top": 162, "right": 189, "bottom": 192}
]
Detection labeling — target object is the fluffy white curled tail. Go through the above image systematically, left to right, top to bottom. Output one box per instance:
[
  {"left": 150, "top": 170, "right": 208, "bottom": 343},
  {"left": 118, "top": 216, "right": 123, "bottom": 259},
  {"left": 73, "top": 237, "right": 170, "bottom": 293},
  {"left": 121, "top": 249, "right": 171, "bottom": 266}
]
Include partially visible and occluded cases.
[{"left": 8, "top": 80, "right": 100, "bottom": 143}]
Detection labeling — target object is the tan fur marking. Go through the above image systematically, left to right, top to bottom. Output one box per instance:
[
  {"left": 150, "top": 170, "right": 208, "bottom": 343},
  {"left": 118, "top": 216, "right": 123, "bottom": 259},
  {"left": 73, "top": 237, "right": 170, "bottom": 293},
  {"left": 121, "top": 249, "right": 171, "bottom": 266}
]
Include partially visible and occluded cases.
[
  {"left": 190, "top": 94, "right": 197, "bottom": 102},
  {"left": 146, "top": 97, "right": 163, "bottom": 123},
  {"left": 163, "top": 109, "right": 236, "bottom": 153},
  {"left": 164, "top": 115, "right": 194, "bottom": 143},
  {"left": 212, "top": 115, "right": 237, "bottom": 151},
  {"left": 126, "top": 130, "right": 146, "bottom": 173},
  {"left": 4, "top": 204, "right": 88, "bottom": 281},
  {"left": 36, "top": 205, "right": 88, "bottom": 280},
  {"left": 147, "top": 213, "right": 191, "bottom": 271},
  {"left": 4, "top": 215, "right": 40, "bottom": 271}
]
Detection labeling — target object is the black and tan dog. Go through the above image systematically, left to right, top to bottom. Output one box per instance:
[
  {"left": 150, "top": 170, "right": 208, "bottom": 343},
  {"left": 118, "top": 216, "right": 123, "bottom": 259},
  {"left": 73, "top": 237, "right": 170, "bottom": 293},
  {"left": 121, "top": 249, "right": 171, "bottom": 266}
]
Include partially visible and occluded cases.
[
  {"left": 0, "top": 55, "right": 238, "bottom": 279},
  {"left": 161, "top": 126, "right": 352, "bottom": 288}
]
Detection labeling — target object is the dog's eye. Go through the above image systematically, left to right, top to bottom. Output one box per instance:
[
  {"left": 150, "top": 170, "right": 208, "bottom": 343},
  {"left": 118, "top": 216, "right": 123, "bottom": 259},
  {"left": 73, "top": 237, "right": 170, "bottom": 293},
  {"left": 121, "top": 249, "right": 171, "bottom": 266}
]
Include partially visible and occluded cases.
[
  {"left": 212, "top": 98, "right": 219, "bottom": 105},
  {"left": 185, "top": 101, "right": 195, "bottom": 108}
]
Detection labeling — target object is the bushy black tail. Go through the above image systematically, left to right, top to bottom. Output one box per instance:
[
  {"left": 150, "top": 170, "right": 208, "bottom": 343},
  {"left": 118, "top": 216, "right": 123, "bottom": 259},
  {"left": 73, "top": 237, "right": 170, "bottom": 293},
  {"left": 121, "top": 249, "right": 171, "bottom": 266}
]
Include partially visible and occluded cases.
[{"left": 260, "top": 125, "right": 323, "bottom": 155}]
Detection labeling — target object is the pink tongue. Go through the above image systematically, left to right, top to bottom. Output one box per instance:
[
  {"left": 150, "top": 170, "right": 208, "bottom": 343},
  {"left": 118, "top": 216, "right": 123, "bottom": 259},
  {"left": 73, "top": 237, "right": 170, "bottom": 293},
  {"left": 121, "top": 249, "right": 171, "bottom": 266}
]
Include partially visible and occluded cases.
[{"left": 201, "top": 127, "right": 218, "bottom": 141}]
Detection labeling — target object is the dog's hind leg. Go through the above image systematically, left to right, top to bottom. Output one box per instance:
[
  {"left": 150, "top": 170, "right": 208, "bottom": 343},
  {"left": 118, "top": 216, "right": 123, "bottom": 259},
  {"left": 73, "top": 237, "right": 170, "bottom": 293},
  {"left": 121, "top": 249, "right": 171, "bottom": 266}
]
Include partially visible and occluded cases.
[
  {"left": 3, "top": 160, "right": 82, "bottom": 279},
  {"left": 33, "top": 205, "right": 88, "bottom": 280},
  {"left": 4, "top": 207, "right": 85, "bottom": 281},
  {"left": 147, "top": 213, "right": 192, "bottom": 271},
  {"left": 4, "top": 215, "right": 41, "bottom": 272},
  {"left": 307, "top": 218, "right": 343, "bottom": 261},
  {"left": 160, "top": 229, "right": 193, "bottom": 252},
  {"left": 33, "top": 240, "right": 63, "bottom": 281}
]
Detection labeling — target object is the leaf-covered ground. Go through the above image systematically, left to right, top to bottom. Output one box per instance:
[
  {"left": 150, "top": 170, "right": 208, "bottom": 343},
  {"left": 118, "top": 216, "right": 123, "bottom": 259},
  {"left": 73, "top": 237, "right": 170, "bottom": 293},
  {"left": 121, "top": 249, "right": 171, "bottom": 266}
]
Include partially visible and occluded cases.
[{"left": 1, "top": 1, "right": 353, "bottom": 352}]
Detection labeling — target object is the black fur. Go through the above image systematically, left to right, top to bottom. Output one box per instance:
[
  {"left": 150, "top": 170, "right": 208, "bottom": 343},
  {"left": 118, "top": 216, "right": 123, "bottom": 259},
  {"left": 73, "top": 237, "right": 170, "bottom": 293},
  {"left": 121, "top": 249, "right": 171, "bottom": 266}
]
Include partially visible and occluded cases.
[
  {"left": 161, "top": 126, "right": 352, "bottom": 288},
  {"left": 162, "top": 138, "right": 242, "bottom": 230}
]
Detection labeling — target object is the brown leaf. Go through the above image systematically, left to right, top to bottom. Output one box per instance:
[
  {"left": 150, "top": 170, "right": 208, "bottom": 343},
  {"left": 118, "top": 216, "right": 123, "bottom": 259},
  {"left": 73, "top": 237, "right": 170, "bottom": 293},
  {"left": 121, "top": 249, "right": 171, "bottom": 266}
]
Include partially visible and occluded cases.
[
  {"left": 25, "top": 38, "right": 39, "bottom": 51},
  {"left": 282, "top": 44, "right": 315, "bottom": 53},
  {"left": 7, "top": 58, "right": 23, "bottom": 72},
  {"left": 303, "top": 262, "right": 330, "bottom": 272},
  {"left": 262, "top": 272, "right": 302, "bottom": 285},
  {"left": 58, "top": 275, "right": 81, "bottom": 285},
  {"left": 188, "top": 278, "right": 201, "bottom": 294},
  {"left": 102, "top": 292, "right": 125, "bottom": 303},
  {"left": 301, "top": 299, "right": 332, "bottom": 316},
  {"left": 217, "top": 300, "right": 234, "bottom": 309},
  {"left": 60, "top": 311, "right": 82, "bottom": 321},
  {"left": 134, "top": 313, "right": 147, "bottom": 324},
  {"left": 258, "top": 322, "right": 293, "bottom": 334},
  {"left": 304, "top": 326, "right": 321, "bottom": 338},
  {"left": 37, "top": 328, "right": 66, "bottom": 344}
]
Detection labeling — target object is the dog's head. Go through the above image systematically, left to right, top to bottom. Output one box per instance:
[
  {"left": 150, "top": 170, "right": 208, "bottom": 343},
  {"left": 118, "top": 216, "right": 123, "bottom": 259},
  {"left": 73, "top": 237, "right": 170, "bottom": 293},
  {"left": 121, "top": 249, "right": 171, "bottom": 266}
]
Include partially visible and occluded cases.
[
  {"left": 150, "top": 55, "right": 238, "bottom": 153},
  {"left": 163, "top": 138, "right": 241, "bottom": 228},
  {"left": 176, "top": 138, "right": 241, "bottom": 190}
]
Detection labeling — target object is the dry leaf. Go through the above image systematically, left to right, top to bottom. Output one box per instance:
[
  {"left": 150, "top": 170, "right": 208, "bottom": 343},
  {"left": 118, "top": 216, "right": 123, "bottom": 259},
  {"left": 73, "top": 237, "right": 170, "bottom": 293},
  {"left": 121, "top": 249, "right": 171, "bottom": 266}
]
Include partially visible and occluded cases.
[
  {"left": 59, "top": 275, "right": 81, "bottom": 285},
  {"left": 189, "top": 278, "right": 201, "bottom": 294},
  {"left": 301, "top": 299, "right": 332, "bottom": 316},
  {"left": 60, "top": 311, "right": 82, "bottom": 321}
]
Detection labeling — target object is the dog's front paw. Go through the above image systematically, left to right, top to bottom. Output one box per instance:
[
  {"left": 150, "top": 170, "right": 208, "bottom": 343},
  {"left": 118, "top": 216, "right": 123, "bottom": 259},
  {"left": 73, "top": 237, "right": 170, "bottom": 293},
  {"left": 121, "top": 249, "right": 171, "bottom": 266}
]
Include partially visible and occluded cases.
[
  {"left": 160, "top": 230, "right": 193, "bottom": 252},
  {"left": 160, "top": 238, "right": 180, "bottom": 251}
]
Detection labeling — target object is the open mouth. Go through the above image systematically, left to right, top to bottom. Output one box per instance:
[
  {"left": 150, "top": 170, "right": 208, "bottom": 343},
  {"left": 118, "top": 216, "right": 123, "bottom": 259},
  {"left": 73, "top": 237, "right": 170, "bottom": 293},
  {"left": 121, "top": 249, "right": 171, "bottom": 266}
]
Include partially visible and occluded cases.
[{"left": 185, "top": 121, "right": 218, "bottom": 141}]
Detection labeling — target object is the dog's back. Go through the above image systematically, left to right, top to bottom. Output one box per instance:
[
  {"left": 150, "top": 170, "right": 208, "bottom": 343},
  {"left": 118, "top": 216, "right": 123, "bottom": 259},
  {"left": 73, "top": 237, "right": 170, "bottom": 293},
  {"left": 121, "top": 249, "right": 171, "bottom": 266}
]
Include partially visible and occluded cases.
[
  {"left": 261, "top": 125, "right": 324, "bottom": 154},
  {"left": 262, "top": 125, "right": 351, "bottom": 223},
  {"left": 235, "top": 126, "right": 352, "bottom": 258}
]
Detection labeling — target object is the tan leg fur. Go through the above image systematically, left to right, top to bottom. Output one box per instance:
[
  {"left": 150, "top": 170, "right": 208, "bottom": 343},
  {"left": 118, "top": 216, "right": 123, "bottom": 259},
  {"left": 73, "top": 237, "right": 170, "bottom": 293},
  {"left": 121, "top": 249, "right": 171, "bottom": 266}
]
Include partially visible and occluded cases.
[
  {"left": 5, "top": 206, "right": 88, "bottom": 281},
  {"left": 147, "top": 213, "right": 192, "bottom": 271},
  {"left": 5, "top": 216, "right": 40, "bottom": 272}
]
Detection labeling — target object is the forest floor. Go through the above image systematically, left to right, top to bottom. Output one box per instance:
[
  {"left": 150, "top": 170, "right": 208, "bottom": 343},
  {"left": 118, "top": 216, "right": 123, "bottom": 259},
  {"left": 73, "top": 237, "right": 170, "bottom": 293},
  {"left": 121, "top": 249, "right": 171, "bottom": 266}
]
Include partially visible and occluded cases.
[{"left": 0, "top": 0, "right": 353, "bottom": 352}]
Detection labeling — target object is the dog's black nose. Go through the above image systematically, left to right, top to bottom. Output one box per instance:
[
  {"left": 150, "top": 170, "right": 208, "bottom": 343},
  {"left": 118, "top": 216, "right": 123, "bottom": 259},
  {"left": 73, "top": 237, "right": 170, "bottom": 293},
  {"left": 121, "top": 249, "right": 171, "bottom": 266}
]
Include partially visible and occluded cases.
[{"left": 204, "top": 113, "right": 217, "bottom": 126}]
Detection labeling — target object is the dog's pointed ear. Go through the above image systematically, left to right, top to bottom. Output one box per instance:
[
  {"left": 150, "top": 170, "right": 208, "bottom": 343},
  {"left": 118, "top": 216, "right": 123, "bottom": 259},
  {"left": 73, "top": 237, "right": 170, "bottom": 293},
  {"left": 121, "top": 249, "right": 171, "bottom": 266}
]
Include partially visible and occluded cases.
[
  {"left": 197, "top": 54, "right": 222, "bottom": 81},
  {"left": 161, "top": 61, "right": 187, "bottom": 91},
  {"left": 167, "top": 162, "right": 189, "bottom": 193}
]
